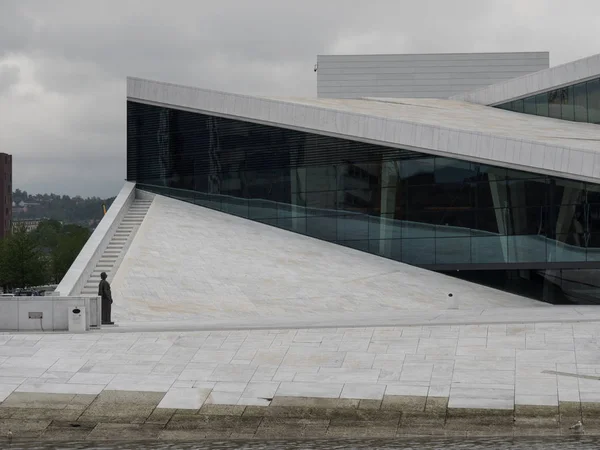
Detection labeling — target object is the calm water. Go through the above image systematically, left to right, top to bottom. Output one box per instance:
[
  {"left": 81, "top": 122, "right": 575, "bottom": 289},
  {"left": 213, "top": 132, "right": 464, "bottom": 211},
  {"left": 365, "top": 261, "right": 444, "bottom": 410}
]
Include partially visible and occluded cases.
[{"left": 5, "top": 437, "right": 600, "bottom": 449}]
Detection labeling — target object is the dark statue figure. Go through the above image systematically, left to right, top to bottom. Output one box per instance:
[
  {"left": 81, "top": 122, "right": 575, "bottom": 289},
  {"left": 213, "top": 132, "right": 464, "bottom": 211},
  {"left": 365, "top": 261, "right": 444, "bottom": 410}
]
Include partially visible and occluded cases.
[{"left": 98, "top": 272, "right": 114, "bottom": 325}]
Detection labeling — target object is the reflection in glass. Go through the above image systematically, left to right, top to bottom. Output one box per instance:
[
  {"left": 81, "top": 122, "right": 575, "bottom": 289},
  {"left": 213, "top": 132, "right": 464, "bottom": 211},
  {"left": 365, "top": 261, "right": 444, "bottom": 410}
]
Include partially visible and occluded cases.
[
  {"left": 495, "top": 78, "right": 600, "bottom": 124},
  {"left": 588, "top": 78, "right": 600, "bottom": 124},
  {"left": 574, "top": 82, "right": 589, "bottom": 122},
  {"left": 561, "top": 86, "right": 575, "bottom": 121},
  {"left": 548, "top": 90, "right": 561, "bottom": 119},
  {"left": 536, "top": 93, "right": 549, "bottom": 117},
  {"left": 128, "top": 101, "right": 600, "bottom": 277}
]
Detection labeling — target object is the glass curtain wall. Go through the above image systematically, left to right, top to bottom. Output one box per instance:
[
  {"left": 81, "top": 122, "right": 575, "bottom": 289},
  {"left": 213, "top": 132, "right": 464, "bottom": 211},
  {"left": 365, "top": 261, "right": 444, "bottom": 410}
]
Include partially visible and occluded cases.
[
  {"left": 496, "top": 77, "right": 600, "bottom": 124},
  {"left": 128, "top": 101, "right": 600, "bottom": 269}
]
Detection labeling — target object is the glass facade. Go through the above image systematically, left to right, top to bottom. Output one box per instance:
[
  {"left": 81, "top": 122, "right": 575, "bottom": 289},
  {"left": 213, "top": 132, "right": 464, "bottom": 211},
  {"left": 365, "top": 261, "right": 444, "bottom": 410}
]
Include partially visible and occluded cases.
[
  {"left": 496, "top": 77, "right": 600, "bottom": 124},
  {"left": 128, "top": 101, "right": 600, "bottom": 303}
]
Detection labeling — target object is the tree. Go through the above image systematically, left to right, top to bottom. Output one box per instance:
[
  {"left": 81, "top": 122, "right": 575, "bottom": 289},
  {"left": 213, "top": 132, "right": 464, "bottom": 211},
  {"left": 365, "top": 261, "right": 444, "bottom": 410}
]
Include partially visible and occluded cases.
[
  {"left": 0, "top": 225, "right": 48, "bottom": 289},
  {"left": 50, "top": 225, "right": 91, "bottom": 283}
]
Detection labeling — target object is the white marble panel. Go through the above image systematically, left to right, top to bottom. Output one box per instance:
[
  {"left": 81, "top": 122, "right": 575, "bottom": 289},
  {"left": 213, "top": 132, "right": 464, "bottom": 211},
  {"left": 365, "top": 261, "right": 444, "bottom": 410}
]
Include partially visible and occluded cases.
[
  {"left": 68, "top": 373, "right": 114, "bottom": 385},
  {"left": 106, "top": 374, "right": 176, "bottom": 392},
  {"left": 17, "top": 382, "right": 103, "bottom": 395},
  {"left": 276, "top": 382, "right": 343, "bottom": 399},
  {"left": 341, "top": 383, "right": 385, "bottom": 400},
  {"left": 385, "top": 384, "right": 429, "bottom": 397},
  {"left": 157, "top": 387, "right": 211, "bottom": 409},
  {"left": 205, "top": 391, "right": 242, "bottom": 405}
]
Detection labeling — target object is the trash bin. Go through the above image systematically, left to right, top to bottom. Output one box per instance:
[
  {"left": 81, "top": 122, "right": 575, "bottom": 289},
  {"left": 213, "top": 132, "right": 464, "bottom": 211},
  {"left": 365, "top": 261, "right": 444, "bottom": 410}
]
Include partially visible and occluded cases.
[{"left": 68, "top": 307, "right": 86, "bottom": 332}]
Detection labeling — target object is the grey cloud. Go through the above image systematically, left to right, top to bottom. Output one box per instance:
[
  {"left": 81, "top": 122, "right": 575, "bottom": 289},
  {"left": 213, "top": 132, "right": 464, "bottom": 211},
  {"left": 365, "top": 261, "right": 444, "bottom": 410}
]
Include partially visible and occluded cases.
[
  {"left": 1, "top": 0, "right": 599, "bottom": 198},
  {"left": 0, "top": 65, "right": 20, "bottom": 94}
]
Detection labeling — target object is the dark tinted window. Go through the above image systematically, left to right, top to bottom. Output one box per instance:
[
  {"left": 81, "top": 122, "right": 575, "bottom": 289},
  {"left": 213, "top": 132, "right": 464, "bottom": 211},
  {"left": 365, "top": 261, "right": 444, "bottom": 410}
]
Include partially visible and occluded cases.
[{"left": 128, "top": 101, "right": 600, "bottom": 271}]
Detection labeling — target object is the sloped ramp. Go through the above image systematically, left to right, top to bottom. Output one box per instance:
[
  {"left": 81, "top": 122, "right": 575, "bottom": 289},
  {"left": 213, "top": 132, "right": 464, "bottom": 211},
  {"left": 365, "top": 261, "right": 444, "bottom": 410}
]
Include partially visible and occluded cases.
[{"left": 111, "top": 195, "right": 544, "bottom": 325}]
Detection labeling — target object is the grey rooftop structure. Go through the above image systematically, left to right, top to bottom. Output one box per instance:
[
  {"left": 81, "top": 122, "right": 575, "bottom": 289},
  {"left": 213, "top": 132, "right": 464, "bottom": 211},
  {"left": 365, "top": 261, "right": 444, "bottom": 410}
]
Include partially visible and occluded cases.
[{"left": 316, "top": 52, "right": 549, "bottom": 99}]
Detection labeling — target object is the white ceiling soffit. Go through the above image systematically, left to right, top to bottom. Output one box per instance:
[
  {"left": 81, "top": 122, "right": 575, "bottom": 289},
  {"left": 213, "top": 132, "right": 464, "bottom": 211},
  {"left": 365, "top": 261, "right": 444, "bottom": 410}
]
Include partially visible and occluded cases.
[{"left": 127, "top": 77, "right": 600, "bottom": 184}]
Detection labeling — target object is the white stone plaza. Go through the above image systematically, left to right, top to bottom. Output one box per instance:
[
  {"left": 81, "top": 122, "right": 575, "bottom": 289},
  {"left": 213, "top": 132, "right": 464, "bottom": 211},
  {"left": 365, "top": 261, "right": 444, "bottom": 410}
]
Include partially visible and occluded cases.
[{"left": 2, "top": 317, "right": 600, "bottom": 412}]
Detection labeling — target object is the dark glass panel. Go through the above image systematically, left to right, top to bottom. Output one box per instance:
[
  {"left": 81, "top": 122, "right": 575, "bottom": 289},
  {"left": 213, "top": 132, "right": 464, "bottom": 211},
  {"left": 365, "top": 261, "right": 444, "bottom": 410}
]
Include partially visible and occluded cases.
[
  {"left": 588, "top": 78, "right": 600, "bottom": 124},
  {"left": 574, "top": 82, "right": 589, "bottom": 122},
  {"left": 561, "top": 86, "right": 575, "bottom": 121},
  {"left": 548, "top": 90, "right": 562, "bottom": 119},
  {"left": 536, "top": 93, "right": 549, "bottom": 117},
  {"left": 524, "top": 96, "right": 537, "bottom": 115},
  {"left": 511, "top": 99, "right": 525, "bottom": 113},
  {"left": 128, "top": 101, "right": 600, "bottom": 275},
  {"left": 402, "top": 157, "right": 434, "bottom": 185},
  {"left": 434, "top": 158, "right": 476, "bottom": 184},
  {"left": 340, "top": 162, "right": 382, "bottom": 191},
  {"left": 305, "top": 165, "right": 338, "bottom": 192},
  {"left": 431, "top": 183, "right": 474, "bottom": 209},
  {"left": 406, "top": 184, "right": 436, "bottom": 208},
  {"left": 339, "top": 188, "right": 378, "bottom": 214},
  {"left": 304, "top": 190, "right": 337, "bottom": 211},
  {"left": 222, "top": 197, "right": 249, "bottom": 218},
  {"left": 248, "top": 198, "right": 276, "bottom": 220},
  {"left": 470, "top": 207, "right": 499, "bottom": 234},
  {"left": 434, "top": 209, "right": 475, "bottom": 236},
  {"left": 403, "top": 210, "right": 437, "bottom": 239},
  {"left": 337, "top": 214, "right": 369, "bottom": 241},
  {"left": 371, "top": 214, "right": 402, "bottom": 240},
  {"left": 306, "top": 215, "right": 337, "bottom": 241},
  {"left": 507, "top": 234, "right": 547, "bottom": 263},
  {"left": 550, "top": 234, "right": 585, "bottom": 263},
  {"left": 587, "top": 235, "right": 600, "bottom": 261},
  {"left": 471, "top": 236, "right": 507, "bottom": 264},
  {"left": 435, "top": 237, "right": 472, "bottom": 264},
  {"left": 402, "top": 238, "right": 435, "bottom": 265}
]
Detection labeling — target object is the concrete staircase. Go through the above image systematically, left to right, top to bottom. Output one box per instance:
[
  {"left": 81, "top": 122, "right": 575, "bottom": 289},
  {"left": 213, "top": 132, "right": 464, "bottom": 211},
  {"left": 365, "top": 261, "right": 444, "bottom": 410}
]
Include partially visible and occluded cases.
[{"left": 80, "top": 198, "right": 152, "bottom": 296}]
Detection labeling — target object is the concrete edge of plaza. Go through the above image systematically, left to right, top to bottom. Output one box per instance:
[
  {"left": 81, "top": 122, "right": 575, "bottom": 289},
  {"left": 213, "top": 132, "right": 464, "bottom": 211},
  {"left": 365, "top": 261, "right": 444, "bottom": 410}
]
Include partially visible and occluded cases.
[
  {"left": 450, "top": 52, "right": 600, "bottom": 106},
  {"left": 0, "top": 390, "right": 594, "bottom": 441}
]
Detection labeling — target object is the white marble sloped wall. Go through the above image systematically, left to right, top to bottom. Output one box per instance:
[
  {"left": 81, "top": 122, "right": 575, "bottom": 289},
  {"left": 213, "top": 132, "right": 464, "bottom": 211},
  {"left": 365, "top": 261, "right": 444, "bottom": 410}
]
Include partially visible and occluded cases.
[{"left": 110, "top": 194, "right": 543, "bottom": 324}]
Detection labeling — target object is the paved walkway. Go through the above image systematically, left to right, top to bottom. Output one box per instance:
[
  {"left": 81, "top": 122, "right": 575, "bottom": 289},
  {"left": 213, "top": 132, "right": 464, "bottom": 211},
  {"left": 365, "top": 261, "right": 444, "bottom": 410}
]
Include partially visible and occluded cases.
[{"left": 2, "top": 316, "right": 600, "bottom": 411}]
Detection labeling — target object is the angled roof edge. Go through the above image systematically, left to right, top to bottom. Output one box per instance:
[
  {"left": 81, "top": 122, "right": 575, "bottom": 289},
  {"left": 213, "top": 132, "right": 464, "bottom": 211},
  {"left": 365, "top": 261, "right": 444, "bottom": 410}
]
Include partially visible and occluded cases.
[
  {"left": 450, "top": 53, "right": 600, "bottom": 105},
  {"left": 127, "top": 77, "right": 600, "bottom": 184}
]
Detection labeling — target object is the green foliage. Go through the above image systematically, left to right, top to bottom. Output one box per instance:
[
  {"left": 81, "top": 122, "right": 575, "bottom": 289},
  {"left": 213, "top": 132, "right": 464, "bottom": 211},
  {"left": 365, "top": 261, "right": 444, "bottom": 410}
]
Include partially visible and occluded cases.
[
  {"left": 13, "top": 189, "right": 115, "bottom": 226},
  {"left": 0, "top": 220, "right": 91, "bottom": 289},
  {"left": 48, "top": 224, "right": 91, "bottom": 283},
  {"left": 0, "top": 225, "right": 48, "bottom": 289}
]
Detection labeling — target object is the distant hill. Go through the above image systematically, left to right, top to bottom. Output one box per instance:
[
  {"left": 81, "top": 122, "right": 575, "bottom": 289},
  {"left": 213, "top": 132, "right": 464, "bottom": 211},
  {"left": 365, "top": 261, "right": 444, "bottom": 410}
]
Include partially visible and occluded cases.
[{"left": 12, "top": 189, "right": 115, "bottom": 229}]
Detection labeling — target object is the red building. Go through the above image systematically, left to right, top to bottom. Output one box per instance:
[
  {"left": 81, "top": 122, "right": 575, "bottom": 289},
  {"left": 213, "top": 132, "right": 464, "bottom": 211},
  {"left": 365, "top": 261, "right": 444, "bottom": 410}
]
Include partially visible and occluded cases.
[{"left": 0, "top": 153, "right": 12, "bottom": 238}]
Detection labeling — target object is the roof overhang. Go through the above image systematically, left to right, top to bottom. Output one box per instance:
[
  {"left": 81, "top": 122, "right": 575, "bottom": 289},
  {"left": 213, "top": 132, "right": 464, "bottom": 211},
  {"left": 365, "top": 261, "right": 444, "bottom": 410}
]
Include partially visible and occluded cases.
[
  {"left": 451, "top": 53, "right": 600, "bottom": 106},
  {"left": 127, "top": 77, "right": 600, "bottom": 184}
]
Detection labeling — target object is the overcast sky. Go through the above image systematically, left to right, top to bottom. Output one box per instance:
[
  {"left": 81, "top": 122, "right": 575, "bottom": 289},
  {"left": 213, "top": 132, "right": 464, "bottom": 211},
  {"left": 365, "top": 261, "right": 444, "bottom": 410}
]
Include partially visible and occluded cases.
[{"left": 0, "top": 0, "right": 598, "bottom": 198}]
